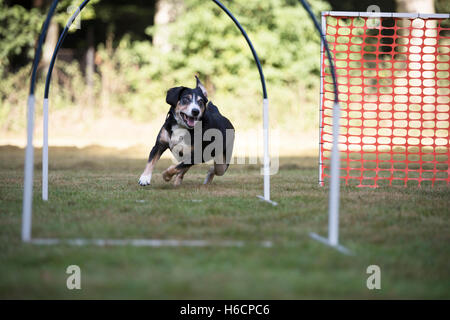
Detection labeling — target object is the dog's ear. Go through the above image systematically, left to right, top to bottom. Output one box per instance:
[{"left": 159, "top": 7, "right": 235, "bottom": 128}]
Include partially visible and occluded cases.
[
  {"left": 195, "top": 76, "right": 208, "bottom": 100},
  {"left": 166, "top": 86, "right": 186, "bottom": 106}
]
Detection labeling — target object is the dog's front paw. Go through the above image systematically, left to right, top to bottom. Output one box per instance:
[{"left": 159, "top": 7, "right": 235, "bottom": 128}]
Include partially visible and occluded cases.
[{"left": 138, "top": 174, "right": 152, "bottom": 186}]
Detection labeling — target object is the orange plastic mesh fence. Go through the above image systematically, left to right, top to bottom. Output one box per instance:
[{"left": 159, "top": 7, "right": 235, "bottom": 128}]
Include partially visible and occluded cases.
[{"left": 320, "top": 14, "right": 450, "bottom": 187}]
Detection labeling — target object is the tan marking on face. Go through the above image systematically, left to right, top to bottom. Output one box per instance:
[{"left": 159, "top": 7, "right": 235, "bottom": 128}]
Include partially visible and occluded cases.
[
  {"left": 174, "top": 94, "right": 192, "bottom": 114},
  {"left": 196, "top": 96, "right": 206, "bottom": 114}
]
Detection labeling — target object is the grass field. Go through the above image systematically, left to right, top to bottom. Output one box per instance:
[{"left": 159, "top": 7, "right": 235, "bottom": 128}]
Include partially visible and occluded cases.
[{"left": 0, "top": 145, "right": 449, "bottom": 299}]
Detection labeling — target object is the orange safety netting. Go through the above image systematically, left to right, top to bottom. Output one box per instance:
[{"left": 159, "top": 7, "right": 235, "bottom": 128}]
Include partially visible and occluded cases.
[{"left": 320, "top": 14, "right": 450, "bottom": 187}]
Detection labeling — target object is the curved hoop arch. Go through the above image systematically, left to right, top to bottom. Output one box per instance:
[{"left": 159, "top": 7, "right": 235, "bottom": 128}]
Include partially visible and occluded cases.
[
  {"left": 22, "top": 0, "right": 275, "bottom": 241},
  {"left": 22, "top": 0, "right": 59, "bottom": 242},
  {"left": 30, "top": 0, "right": 60, "bottom": 96},
  {"left": 42, "top": 0, "right": 272, "bottom": 203},
  {"left": 44, "top": 0, "right": 267, "bottom": 99},
  {"left": 297, "top": 0, "right": 348, "bottom": 254}
]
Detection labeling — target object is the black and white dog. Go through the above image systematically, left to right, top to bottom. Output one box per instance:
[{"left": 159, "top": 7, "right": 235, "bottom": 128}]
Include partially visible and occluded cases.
[{"left": 139, "top": 76, "right": 234, "bottom": 186}]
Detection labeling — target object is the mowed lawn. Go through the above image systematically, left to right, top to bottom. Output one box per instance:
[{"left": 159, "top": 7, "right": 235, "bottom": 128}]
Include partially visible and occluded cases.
[{"left": 0, "top": 145, "right": 449, "bottom": 299}]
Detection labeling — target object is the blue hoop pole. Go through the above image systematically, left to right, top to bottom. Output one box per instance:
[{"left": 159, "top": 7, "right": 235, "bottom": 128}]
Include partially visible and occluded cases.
[
  {"left": 22, "top": 0, "right": 60, "bottom": 242},
  {"left": 30, "top": 0, "right": 60, "bottom": 95},
  {"left": 42, "top": 0, "right": 89, "bottom": 201},
  {"left": 44, "top": 0, "right": 90, "bottom": 99},
  {"left": 44, "top": 0, "right": 267, "bottom": 100},
  {"left": 211, "top": 0, "right": 267, "bottom": 99},
  {"left": 211, "top": 0, "right": 273, "bottom": 204},
  {"left": 297, "top": 0, "right": 338, "bottom": 103}
]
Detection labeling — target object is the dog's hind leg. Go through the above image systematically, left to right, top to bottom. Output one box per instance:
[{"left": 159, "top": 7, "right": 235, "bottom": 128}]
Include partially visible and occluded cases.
[
  {"left": 204, "top": 153, "right": 229, "bottom": 185},
  {"left": 162, "top": 162, "right": 191, "bottom": 186},
  {"left": 203, "top": 163, "right": 229, "bottom": 185},
  {"left": 173, "top": 165, "right": 191, "bottom": 186},
  {"left": 203, "top": 166, "right": 215, "bottom": 185}
]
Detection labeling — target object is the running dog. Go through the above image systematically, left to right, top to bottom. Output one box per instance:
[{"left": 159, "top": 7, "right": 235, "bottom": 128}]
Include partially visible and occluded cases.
[{"left": 139, "top": 76, "right": 234, "bottom": 187}]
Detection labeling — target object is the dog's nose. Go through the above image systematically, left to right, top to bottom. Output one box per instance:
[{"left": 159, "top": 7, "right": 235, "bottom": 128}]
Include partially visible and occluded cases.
[{"left": 191, "top": 108, "right": 200, "bottom": 117}]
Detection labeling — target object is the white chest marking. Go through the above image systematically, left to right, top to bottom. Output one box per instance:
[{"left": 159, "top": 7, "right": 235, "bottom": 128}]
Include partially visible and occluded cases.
[{"left": 169, "top": 125, "right": 191, "bottom": 160}]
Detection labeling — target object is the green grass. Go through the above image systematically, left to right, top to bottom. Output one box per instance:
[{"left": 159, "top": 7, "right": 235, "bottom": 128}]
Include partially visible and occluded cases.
[{"left": 0, "top": 145, "right": 449, "bottom": 299}]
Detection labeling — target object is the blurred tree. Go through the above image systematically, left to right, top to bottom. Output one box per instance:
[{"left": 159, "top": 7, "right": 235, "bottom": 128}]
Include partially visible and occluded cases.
[
  {"left": 0, "top": 0, "right": 43, "bottom": 74},
  {"left": 1, "top": 0, "right": 448, "bottom": 132},
  {"left": 40, "top": 0, "right": 58, "bottom": 74},
  {"left": 153, "top": 0, "right": 184, "bottom": 52},
  {"left": 328, "top": 0, "right": 396, "bottom": 12},
  {"left": 396, "top": 0, "right": 435, "bottom": 13},
  {"left": 435, "top": 0, "right": 449, "bottom": 13}
]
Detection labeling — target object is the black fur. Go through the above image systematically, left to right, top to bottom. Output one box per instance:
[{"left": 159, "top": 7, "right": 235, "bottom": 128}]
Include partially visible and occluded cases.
[
  {"left": 140, "top": 79, "right": 234, "bottom": 186},
  {"left": 161, "top": 101, "right": 234, "bottom": 165}
]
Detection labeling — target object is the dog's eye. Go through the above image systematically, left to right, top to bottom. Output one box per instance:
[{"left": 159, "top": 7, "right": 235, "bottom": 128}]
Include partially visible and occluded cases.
[
  {"left": 181, "top": 97, "right": 190, "bottom": 105},
  {"left": 198, "top": 100, "right": 205, "bottom": 108}
]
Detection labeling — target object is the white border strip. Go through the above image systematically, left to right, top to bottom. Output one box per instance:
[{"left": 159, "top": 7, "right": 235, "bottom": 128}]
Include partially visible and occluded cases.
[
  {"left": 324, "top": 11, "right": 450, "bottom": 19},
  {"left": 30, "top": 238, "right": 274, "bottom": 248}
]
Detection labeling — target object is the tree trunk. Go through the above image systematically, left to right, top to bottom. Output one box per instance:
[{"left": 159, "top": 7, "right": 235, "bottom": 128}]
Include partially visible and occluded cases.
[
  {"left": 33, "top": 0, "right": 57, "bottom": 75},
  {"left": 33, "top": 0, "right": 44, "bottom": 8},
  {"left": 153, "top": 0, "right": 184, "bottom": 52},
  {"left": 396, "top": 0, "right": 435, "bottom": 13},
  {"left": 42, "top": 20, "right": 58, "bottom": 73},
  {"left": 86, "top": 25, "right": 95, "bottom": 106}
]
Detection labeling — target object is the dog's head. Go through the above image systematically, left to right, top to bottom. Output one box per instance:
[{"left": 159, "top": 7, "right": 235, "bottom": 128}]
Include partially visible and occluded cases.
[{"left": 166, "top": 76, "right": 208, "bottom": 129}]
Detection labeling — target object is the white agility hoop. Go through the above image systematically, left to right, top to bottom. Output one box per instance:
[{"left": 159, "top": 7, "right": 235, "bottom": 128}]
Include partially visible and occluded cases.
[
  {"left": 22, "top": 0, "right": 277, "bottom": 247},
  {"left": 303, "top": 6, "right": 351, "bottom": 255}
]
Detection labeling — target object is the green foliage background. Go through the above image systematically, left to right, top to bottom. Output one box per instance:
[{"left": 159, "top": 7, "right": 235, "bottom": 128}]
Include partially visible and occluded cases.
[
  {"left": 0, "top": 0, "right": 42, "bottom": 75},
  {"left": 2, "top": 0, "right": 328, "bottom": 132}
]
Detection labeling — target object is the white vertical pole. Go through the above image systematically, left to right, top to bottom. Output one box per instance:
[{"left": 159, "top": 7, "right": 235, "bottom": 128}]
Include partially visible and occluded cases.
[
  {"left": 318, "top": 13, "right": 326, "bottom": 187},
  {"left": 22, "top": 95, "right": 35, "bottom": 242},
  {"left": 42, "top": 98, "right": 49, "bottom": 201},
  {"left": 263, "top": 98, "right": 270, "bottom": 201},
  {"left": 328, "top": 101, "right": 341, "bottom": 246}
]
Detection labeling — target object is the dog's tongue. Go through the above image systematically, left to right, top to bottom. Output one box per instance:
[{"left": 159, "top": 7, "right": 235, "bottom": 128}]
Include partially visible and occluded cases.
[{"left": 187, "top": 117, "right": 195, "bottom": 127}]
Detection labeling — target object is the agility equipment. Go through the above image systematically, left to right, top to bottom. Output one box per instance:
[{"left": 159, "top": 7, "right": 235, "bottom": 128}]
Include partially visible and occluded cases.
[
  {"left": 22, "top": 0, "right": 275, "bottom": 246},
  {"left": 22, "top": 0, "right": 59, "bottom": 242},
  {"left": 40, "top": 0, "right": 275, "bottom": 206},
  {"left": 42, "top": 0, "right": 89, "bottom": 201},
  {"left": 297, "top": 1, "right": 349, "bottom": 254},
  {"left": 313, "top": 10, "right": 449, "bottom": 254},
  {"left": 319, "top": 11, "right": 450, "bottom": 188}
]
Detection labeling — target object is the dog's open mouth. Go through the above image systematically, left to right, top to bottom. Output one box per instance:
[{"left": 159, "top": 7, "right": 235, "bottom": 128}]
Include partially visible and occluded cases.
[{"left": 181, "top": 112, "right": 198, "bottom": 128}]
